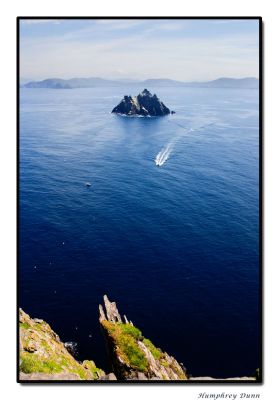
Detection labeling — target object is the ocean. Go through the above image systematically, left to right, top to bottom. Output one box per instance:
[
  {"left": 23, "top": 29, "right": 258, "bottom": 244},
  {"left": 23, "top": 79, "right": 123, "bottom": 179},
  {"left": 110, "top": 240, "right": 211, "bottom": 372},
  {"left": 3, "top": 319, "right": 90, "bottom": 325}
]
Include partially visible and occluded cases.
[{"left": 19, "top": 86, "right": 260, "bottom": 378}]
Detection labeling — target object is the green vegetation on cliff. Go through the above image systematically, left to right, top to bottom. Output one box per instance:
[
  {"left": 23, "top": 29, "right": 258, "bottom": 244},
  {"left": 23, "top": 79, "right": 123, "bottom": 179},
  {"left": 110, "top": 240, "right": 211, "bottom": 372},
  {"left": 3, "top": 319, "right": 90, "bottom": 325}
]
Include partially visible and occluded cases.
[
  {"left": 99, "top": 296, "right": 188, "bottom": 380},
  {"left": 19, "top": 298, "right": 257, "bottom": 382},
  {"left": 19, "top": 309, "right": 104, "bottom": 380},
  {"left": 102, "top": 320, "right": 149, "bottom": 372},
  {"left": 142, "top": 338, "right": 162, "bottom": 360}
]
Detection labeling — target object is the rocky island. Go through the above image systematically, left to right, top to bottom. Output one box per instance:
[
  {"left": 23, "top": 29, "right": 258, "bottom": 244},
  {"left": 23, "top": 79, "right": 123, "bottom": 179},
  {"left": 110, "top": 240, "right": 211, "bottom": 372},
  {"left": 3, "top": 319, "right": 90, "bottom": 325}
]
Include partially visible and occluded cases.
[
  {"left": 111, "top": 89, "right": 174, "bottom": 116},
  {"left": 19, "top": 296, "right": 258, "bottom": 382}
]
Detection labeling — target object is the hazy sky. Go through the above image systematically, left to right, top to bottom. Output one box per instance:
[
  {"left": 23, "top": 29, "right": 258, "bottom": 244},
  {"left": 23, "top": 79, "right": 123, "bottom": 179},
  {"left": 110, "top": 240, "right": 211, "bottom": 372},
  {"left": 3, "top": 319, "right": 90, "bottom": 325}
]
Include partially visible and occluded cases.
[{"left": 20, "top": 19, "right": 259, "bottom": 81}]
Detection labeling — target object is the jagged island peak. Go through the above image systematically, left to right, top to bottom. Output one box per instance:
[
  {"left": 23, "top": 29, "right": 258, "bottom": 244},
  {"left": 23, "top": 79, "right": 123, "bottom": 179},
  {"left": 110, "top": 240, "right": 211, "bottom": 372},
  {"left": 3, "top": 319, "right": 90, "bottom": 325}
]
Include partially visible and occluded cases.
[{"left": 111, "top": 89, "right": 175, "bottom": 117}]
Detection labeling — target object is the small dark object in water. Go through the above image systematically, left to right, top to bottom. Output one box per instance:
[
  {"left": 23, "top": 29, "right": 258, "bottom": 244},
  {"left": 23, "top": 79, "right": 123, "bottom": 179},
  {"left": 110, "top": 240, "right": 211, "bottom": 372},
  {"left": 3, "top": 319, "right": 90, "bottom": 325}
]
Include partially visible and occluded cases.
[
  {"left": 171, "top": 110, "right": 176, "bottom": 114},
  {"left": 85, "top": 182, "right": 91, "bottom": 187}
]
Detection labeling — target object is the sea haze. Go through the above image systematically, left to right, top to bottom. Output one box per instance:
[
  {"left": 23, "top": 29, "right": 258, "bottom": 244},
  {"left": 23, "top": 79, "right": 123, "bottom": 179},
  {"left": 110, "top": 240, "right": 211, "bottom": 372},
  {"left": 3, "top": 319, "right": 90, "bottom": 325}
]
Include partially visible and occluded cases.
[{"left": 19, "top": 85, "right": 259, "bottom": 378}]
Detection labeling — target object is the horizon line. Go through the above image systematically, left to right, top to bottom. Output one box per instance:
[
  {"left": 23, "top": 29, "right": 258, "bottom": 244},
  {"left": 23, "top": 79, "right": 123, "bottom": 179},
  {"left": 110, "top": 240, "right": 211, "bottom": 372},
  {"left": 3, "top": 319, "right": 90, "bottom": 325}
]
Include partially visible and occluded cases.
[{"left": 20, "top": 76, "right": 259, "bottom": 83}]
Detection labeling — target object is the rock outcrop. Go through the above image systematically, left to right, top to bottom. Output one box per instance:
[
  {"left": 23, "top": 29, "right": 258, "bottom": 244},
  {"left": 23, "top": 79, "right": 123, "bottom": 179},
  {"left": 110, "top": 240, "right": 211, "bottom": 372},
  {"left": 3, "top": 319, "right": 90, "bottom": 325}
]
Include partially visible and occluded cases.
[
  {"left": 111, "top": 89, "right": 173, "bottom": 116},
  {"left": 99, "top": 295, "right": 187, "bottom": 380},
  {"left": 19, "top": 303, "right": 259, "bottom": 382},
  {"left": 19, "top": 309, "right": 105, "bottom": 381},
  {"left": 189, "top": 376, "right": 256, "bottom": 381}
]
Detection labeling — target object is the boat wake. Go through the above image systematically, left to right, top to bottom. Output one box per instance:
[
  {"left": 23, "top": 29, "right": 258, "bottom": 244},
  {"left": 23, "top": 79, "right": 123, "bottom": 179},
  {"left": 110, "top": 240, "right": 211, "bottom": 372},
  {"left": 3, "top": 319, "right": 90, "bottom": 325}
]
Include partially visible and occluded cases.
[
  {"left": 154, "top": 123, "right": 213, "bottom": 167},
  {"left": 154, "top": 127, "right": 194, "bottom": 167},
  {"left": 155, "top": 144, "right": 173, "bottom": 166}
]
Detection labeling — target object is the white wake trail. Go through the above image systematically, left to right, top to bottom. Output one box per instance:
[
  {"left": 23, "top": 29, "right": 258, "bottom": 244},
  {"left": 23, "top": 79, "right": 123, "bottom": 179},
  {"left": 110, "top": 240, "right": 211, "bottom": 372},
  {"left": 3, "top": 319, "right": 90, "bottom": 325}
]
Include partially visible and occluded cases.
[
  {"left": 154, "top": 123, "right": 213, "bottom": 167},
  {"left": 154, "top": 127, "right": 194, "bottom": 167},
  {"left": 155, "top": 143, "right": 173, "bottom": 166}
]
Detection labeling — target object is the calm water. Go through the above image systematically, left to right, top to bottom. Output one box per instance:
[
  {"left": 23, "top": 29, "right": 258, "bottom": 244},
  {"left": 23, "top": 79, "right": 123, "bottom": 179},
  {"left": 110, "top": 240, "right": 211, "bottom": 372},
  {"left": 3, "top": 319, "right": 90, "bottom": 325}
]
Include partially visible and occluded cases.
[{"left": 19, "top": 86, "right": 260, "bottom": 378}]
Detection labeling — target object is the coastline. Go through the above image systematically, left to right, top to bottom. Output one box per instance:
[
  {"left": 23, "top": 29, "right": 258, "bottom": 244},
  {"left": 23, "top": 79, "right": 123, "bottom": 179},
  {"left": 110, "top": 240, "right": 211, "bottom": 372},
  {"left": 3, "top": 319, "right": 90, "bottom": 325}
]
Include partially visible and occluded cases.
[{"left": 19, "top": 296, "right": 258, "bottom": 382}]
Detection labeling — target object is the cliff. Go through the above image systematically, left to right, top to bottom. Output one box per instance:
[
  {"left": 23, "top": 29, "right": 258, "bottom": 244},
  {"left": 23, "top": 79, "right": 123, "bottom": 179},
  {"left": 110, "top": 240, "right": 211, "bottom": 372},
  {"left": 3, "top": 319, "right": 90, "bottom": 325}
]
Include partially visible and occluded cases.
[
  {"left": 111, "top": 89, "right": 173, "bottom": 116},
  {"left": 99, "top": 295, "right": 187, "bottom": 380},
  {"left": 19, "top": 302, "right": 258, "bottom": 382},
  {"left": 19, "top": 309, "right": 106, "bottom": 381}
]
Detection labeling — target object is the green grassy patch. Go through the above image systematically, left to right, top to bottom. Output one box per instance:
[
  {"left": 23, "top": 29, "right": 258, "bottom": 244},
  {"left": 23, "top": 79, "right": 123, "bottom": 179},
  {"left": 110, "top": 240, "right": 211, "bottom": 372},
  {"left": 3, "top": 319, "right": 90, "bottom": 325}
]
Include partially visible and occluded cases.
[
  {"left": 102, "top": 320, "right": 148, "bottom": 372},
  {"left": 20, "top": 322, "right": 31, "bottom": 330},
  {"left": 118, "top": 323, "right": 143, "bottom": 340},
  {"left": 118, "top": 334, "right": 148, "bottom": 371},
  {"left": 143, "top": 338, "right": 162, "bottom": 360},
  {"left": 39, "top": 339, "right": 51, "bottom": 351},
  {"left": 20, "top": 352, "right": 97, "bottom": 380},
  {"left": 20, "top": 353, "right": 63, "bottom": 374},
  {"left": 82, "top": 360, "right": 104, "bottom": 380},
  {"left": 160, "top": 360, "right": 169, "bottom": 368},
  {"left": 74, "top": 365, "right": 88, "bottom": 380}
]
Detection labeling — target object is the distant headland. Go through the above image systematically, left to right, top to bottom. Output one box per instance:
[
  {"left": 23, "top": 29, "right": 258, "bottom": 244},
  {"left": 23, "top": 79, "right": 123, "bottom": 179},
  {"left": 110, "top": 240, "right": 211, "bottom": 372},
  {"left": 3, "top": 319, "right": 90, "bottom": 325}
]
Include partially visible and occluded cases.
[{"left": 22, "top": 77, "right": 259, "bottom": 89}]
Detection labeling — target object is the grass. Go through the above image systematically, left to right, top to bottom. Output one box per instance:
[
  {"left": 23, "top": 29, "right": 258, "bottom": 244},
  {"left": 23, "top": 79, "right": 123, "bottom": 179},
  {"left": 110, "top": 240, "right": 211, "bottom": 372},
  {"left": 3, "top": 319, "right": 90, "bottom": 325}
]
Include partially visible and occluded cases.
[
  {"left": 19, "top": 309, "right": 103, "bottom": 380},
  {"left": 101, "top": 320, "right": 187, "bottom": 380},
  {"left": 102, "top": 320, "right": 148, "bottom": 372},
  {"left": 20, "top": 322, "right": 31, "bottom": 330},
  {"left": 118, "top": 324, "right": 143, "bottom": 340},
  {"left": 117, "top": 334, "right": 148, "bottom": 371},
  {"left": 143, "top": 338, "right": 162, "bottom": 360},
  {"left": 20, "top": 352, "right": 101, "bottom": 380},
  {"left": 20, "top": 353, "right": 63, "bottom": 374},
  {"left": 83, "top": 360, "right": 104, "bottom": 379},
  {"left": 161, "top": 360, "right": 169, "bottom": 368}
]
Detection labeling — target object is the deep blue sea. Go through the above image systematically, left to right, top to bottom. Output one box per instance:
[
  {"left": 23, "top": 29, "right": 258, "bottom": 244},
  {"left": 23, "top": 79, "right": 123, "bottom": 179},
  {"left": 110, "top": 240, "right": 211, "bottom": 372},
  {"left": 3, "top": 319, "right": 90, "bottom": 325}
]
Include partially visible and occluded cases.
[{"left": 19, "top": 86, "right": 260, "bottom": 378}]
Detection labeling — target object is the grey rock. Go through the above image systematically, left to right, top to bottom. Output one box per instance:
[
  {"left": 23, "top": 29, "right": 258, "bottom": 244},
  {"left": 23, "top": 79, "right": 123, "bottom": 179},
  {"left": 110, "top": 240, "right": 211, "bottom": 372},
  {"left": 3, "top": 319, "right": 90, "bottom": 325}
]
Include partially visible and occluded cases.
[
  {"left": 112, "top": 89, "right": 172, "bottom": 117},
  {"left": 100, "top": 295, "right": 122, "bottom": 323},
  {"left": 99, "top": 296, "right": 187, "bottom": 381},
  {"left": 99, "top": 304, "right": 106, "bottom": 322},
  {"left": 33, "top": 318, "right": 44, "bottom": 324},
  {"left": 20, "top": 372, "right": 81, "bottom": 381},
  {"left": 99, "top": 372, "right": 117, "bottom": 380},
  {"left": 136, "top": 372, "right": 148, "bottom": 380},
  {"left": 189, "top": 376, "right": 256, "bottom": 381}
]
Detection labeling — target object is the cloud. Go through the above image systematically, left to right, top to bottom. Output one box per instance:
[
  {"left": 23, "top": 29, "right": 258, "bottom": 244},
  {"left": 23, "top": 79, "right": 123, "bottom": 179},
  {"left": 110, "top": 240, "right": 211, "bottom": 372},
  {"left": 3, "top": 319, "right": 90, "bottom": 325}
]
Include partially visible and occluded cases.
[{"left": 19, "top": 20, "right": 259, "bottom": 81}]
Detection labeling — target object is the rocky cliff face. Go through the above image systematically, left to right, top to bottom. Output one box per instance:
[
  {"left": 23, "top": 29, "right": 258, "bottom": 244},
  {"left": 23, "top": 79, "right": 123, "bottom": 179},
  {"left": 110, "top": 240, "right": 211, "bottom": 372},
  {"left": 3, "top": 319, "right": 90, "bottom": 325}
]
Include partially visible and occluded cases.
[
  {"left": 111, "top": 89, "right": 173, "bottom": 116},
  {"left": 99, "top": 295, "right": 187, "bottom": 380},
  {"left": 19, "top": 303, "right": 258, "bottom": 382},
  {"left": 19, "top": 309, "right": 106, "bottom": 381}
]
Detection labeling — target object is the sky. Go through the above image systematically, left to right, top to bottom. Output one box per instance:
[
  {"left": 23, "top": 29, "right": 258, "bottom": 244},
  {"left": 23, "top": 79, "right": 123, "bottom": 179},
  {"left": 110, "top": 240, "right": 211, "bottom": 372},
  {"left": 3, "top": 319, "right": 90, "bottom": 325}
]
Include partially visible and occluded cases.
[{"left": 20, "top": 18, "right": 259, "bottom": 82}]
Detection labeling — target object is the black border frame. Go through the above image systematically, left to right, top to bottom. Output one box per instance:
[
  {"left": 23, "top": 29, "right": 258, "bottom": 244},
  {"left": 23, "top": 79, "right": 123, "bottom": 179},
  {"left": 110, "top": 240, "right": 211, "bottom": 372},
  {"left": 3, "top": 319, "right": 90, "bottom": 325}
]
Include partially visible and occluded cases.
[{"left": 17, "top": 16, "right": 263, "bottom": 384}]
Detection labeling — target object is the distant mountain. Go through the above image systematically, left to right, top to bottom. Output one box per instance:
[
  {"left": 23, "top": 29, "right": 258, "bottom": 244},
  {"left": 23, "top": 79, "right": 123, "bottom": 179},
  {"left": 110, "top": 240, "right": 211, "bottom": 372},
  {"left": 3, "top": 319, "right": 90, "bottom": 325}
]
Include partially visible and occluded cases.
[
  {"left": 20, "top": 77, "right": 33, "bottom": 86},
  {"left": 23, "top": 77, "right": 259, "bottom": 89},
  {"left": 24, "top": 77, "right": 123, "bottom": 89},
  {"left": 144, "top": 77, "right": 259, "bottom": 89},
  {"left": 190, "top": 77, "right": 259, "bottom": 89},
  {"left": 25, "top": 79, "right": 72, "bottom": 89}
]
